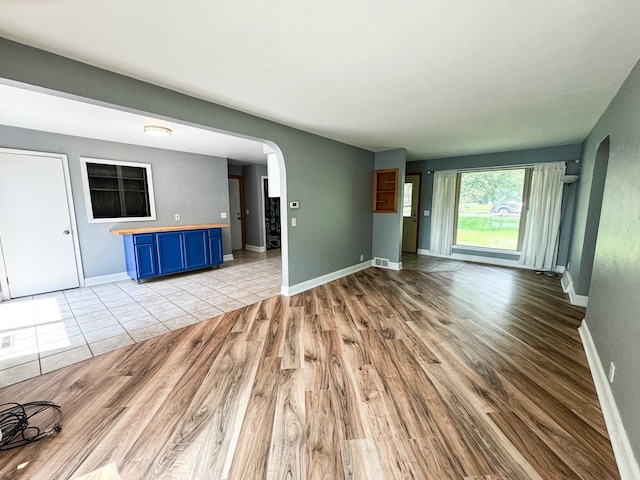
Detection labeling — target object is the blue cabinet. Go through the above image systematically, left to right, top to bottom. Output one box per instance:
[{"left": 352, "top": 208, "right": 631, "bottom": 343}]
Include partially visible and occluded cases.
[
  {"left": 122, "top": 228, "right": 223, "bottom": 281},
  {"left": 208, "top": 228, "right": 223, "bottom": 266},
  {"left": 184, "top": 229, "right": 210, "bottom": 270},
  {"left": 156, "top": 232, "right": 186, "bottom": 275},
  {"left": 124, "top": 234, "right": 157, "bottom": 280}
]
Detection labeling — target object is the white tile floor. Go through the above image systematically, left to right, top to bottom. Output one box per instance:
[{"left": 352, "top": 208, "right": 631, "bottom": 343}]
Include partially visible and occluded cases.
[{"left": 0, "top": 250, "right": 281, "bottom": 388}]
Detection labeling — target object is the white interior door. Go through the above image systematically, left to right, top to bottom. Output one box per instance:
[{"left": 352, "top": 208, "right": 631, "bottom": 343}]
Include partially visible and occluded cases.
[
  {"left": 0, "top": 152, "right": 79, "bottom": 298},
  {"left": 402, "top": 174, "right": 421, "bottom": 253},
  {"left": 228, "top": 177, "right": 243, "bottom": 250}
]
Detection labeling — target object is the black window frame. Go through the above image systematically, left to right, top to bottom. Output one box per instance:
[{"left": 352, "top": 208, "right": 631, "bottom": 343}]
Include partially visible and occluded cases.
[{"left": 81, "top": 157, "right": 156, "bottom": 223}]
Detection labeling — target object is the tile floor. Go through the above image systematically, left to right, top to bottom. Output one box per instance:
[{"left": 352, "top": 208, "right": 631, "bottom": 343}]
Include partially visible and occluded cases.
[{"left": 0, "top": 249, "right": 281, "bottom": 388}]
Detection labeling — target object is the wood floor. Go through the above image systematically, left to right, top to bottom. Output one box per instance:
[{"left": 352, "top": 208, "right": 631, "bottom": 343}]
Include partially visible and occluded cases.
[{"left": 0, "top": 263, "right": 619, "bottom": 479}]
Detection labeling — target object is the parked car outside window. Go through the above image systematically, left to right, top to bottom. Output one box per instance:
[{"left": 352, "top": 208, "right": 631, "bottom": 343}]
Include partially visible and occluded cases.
[{"left": 490, "top": 201, "right": 522, "bottom": 216}]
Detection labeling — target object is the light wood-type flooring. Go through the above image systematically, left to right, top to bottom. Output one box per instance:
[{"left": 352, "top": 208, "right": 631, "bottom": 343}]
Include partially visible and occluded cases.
[{"left": 0, "top": 262, "right": 619, "bottom": 479}]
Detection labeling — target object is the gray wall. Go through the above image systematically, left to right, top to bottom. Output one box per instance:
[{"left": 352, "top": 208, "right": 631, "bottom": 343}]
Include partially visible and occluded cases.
[
  {"left": 0, "top": 38, "right": 375, "bottom": 287},
  {"left": 570, "top": 56, "right": 640, "bottom": 461},
  {"left": 0, "top": 125, "right": 230, "bottom": 279},
  {"left": 409, "top": 144, "right": 582, "bottom": 265},
  {"left": 372, "top": 149, "right": 406, "bottom": 264},
  {"left": 242, "top": 163, "right": 268, "bottom": 248},
  {"left": 228, "top": 165, "right": 243, "bottom": 176}
]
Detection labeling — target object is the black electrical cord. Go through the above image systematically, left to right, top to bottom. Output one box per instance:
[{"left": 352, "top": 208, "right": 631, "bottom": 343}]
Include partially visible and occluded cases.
[{"left": 0, "top": 401, "right": 63, "bottom": 451}]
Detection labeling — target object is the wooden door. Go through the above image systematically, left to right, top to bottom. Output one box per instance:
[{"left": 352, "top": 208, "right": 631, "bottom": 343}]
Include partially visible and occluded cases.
[
  {"left": 0, "top": 151, "right": 79, "bottom": 298},
  {"left": 402, "top": 174, "right": 421, "bottom": 253}
]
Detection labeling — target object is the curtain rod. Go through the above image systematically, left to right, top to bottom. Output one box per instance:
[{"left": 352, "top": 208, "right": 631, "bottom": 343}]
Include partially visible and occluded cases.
[
  {"left": 427, "top": 159, "right": 574, "bottom": 174},
  {"left": 427, "top": 164, "right": 535, "bottom": 174}
]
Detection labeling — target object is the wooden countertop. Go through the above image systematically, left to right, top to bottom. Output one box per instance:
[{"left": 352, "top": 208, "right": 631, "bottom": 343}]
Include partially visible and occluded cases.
[{"left": 110, "top": 224, "right": 229, "bottom": 235}]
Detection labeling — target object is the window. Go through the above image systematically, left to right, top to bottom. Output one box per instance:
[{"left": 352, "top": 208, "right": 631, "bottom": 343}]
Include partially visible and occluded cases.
[
  {"left": 81, "top": 157, "right": 156, "bottom": 223},
  {"left": 454, "top": 168, "right": 531, "bottom": 251},
  {"left": 402, "top": 182, "right": 413, "bottom": 217}
]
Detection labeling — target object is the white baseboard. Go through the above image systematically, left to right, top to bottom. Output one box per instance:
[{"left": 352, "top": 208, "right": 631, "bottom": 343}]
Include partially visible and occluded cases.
[
  {"left": 245, "top": 244, "right": 266, "bottom": 253},
  {"left": 417, "top": 249, "right": 568, "bottom": 275},
  {"left": 421, "top": 250, "right": 523, "bottom": 269},
  {"left": 223, "top": 254, "right": 234, "bottom": 262},
  {"left": 281, "top": 260, "right": 372, "bottom": 297},
  {"left": 561, "top": 271, "right": 588, "bottom": 306},
  {"left": 84, "top": 272, "right": 131, "bottom": 286},
  {"left": 569, "top": 288, "right": 589, "bottom": 307},
  {"left": 579, "top": 320, "right": 640, "bottom": 480}
]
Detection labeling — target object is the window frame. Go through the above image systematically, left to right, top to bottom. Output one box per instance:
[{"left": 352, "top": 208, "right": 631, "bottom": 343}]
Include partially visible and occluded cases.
[
  {"left": 80, "top": 157, "right": 157, "bottom": 223},
  {"left": 452, "top": 167, "right": 532, "bottom": 252}
]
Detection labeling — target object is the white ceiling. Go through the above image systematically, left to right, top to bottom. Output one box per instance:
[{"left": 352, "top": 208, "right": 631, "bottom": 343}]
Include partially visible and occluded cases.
[
  {"left": 1, "top": 1, "right": 640, "bottom": 161},
  {"left": 0, "top": 84, "right": 268, "bottom": 164}
]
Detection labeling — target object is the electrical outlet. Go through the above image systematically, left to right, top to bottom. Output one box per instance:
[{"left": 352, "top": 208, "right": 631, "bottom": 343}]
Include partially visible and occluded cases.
[
  {"left": 424, "top": 210, "right": 430, "bottom": 216},
  {"left": 221, "top": 212, "right": 227, "bottom": 219},
  {"left": 174, "top": 213, "right": 180, "bottom": 221},
  {"left": 291, "top": 218, "right": 297, "bottom": 227},
  {"left": 608, "top": 362, "right": 615, "bottom": 383}
]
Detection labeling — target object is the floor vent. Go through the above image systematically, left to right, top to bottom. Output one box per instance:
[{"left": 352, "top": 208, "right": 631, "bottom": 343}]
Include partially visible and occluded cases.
[
  {"left": 374, "top": 257, "right": 389, "bottom": 268},
  {"left": 1, "top": 335, "right": 14, "bottom": 349}
]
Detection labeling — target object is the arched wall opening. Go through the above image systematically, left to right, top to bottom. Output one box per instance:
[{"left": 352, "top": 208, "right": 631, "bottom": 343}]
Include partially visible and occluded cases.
[
  {"left": 0, "top": 79, "right": 290, "bottom": 293},
  {"left": 578, "top": 135, "right": 610, "bottom": 295}
]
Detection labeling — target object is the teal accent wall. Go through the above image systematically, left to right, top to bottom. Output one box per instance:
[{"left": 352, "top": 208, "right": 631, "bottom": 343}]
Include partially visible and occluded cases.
[
  {"left": 0, "top": 38, "right": 374, "bottom": 287},
  {"left": 571, "top": 55, "right": 640, "bottom": 462},
  {"left": 0, "top": 125, "right": 231, "bottom": 279},
  {"left": 409, "top": 144, "right": 582, "bottom": 265},
  {"left": 372, "top": 149, "right": 406, "bottom": 265}
]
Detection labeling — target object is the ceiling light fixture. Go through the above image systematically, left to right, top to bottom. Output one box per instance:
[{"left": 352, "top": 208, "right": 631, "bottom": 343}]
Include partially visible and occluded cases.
[
  {"left": 144, "top": 125, "right": 172, "bottom": 137},
  {"left": 561, "top": 174, "right": 579, "bottom": 184}
]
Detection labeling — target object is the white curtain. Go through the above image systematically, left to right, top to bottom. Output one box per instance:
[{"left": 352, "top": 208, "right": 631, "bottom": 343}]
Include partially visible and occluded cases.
[
  {"left": 519, "top": 161, "right": 565, "bottom": 270},
  {"left": 430, "top": 170, "right": 457, "bottom": 256}
]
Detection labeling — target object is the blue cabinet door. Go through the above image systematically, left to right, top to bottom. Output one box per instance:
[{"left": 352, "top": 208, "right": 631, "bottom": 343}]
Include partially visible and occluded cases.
[
  {"left": 184, "top": 230, "right": 209, "bottom": 269},
  {"left": 156, "top": 232, "right": 186, "bottom": 275},
  {"left": 124, "top": 234, "right": 157, "bottom": 280},
  {"left": 208, "top": 236, "right": 223, "bottom": 266},
  {"left": 135, "top": 243, "right": 157, "bottom": 278}
]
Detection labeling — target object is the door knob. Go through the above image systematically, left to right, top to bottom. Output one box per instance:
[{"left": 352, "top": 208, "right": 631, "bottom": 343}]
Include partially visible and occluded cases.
[{"left": 63, "top": 230, "right": 70, "bottom": 235}]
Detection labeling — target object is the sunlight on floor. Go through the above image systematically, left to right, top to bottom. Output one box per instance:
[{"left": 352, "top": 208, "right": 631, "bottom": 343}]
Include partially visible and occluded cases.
[{"left": 0, "top": 249, "right": 281, "bottom": 388}]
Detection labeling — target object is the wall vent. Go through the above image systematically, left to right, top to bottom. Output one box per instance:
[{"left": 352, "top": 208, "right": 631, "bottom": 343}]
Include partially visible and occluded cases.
[
  {"left": 374, "top": 257, "right": 389, "bottom": 268},
  {"left": 1, "top": 335, "right": 14, "bottom": 349}
]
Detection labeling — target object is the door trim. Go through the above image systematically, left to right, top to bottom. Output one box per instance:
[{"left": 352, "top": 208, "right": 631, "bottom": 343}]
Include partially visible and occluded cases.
[
  {"left": 0, "top": 148, "right": 85, "bottom": 300},
  {"left": 228, "top": 175, "right": 245, "bottom": 249}
]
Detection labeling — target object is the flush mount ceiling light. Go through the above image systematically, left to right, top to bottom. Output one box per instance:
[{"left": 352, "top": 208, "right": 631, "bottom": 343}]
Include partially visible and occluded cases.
[{"left": 144, "top": 125, "right": 172, "bottom": 137}]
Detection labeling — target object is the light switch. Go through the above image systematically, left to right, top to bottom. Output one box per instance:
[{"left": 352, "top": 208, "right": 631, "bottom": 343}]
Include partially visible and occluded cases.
[
  {"left": 221, "top": 212, "right": 227, "bottom": 219},
  {"left": 291, "top": 218, "right": 297, "bottom": 227}
]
